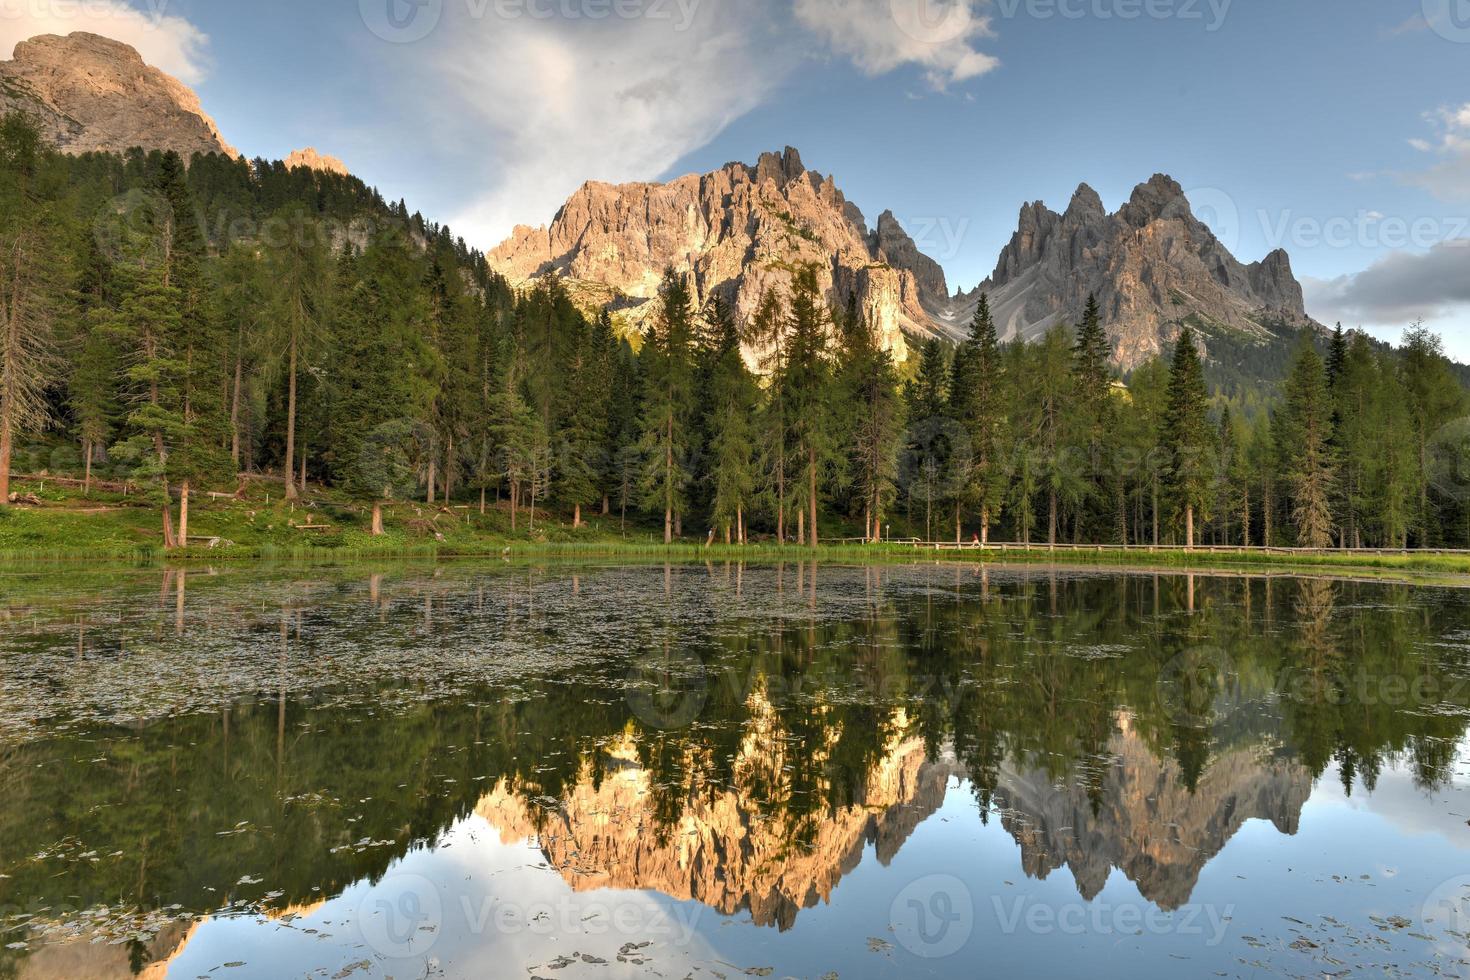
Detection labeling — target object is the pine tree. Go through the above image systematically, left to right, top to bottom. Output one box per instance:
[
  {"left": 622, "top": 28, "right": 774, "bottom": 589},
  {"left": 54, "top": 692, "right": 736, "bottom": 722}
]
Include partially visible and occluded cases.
[
  {"left": 0, "top": 114, "right": 62, "bottom": 506},
  {"left": 266, "top": 207, "right": 328, "bottom": 499},
  {"left": 783, "top": 267, "right": 837, "bottom": 547},
  {"left": 638, "top": 271, "right": 698, "bottom": 543},
  {"left": 749, "top": 290, "right": 790, "bottom": 542},
  {"left": 950, "top": 293, "right": 1008, "bottom": 543},
  {"left": 1071, "top": 293, "right": 1114, "bottom": 539},
  {"left": 703, "top": 296, "right": 759, "bottom": 543},
  {"left": 840, "top": 304, "right": 903, "bottom": 544},
  {"left": 1159, "top": 327, "right": 1214, "bottom": 549},
  {"left": 1279, "top": 333, "right": 1336, "bottom": 548}
]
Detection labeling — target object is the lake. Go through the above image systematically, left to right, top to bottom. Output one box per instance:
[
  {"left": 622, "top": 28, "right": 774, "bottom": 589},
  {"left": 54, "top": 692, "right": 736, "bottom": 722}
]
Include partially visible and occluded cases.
[{"left": 1, "top": 561, "right": 1468, "bottom": 978}]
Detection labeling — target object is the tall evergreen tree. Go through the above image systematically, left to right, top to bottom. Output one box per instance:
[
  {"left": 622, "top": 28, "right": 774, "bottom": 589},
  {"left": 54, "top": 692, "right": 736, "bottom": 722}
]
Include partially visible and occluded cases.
[
  {"left": 638, "top": 271, "right": 698, "bottom": 543},
  {"left": 950, "top": 293, "right": 1008, "bottom": 543},
  {"left": 703, "top": 296, "right": 759, "bottom": 543},
  {"left": 1159, "top": 327, "right": 1213, "bottom": 549},
  {"left": 1279, "top": 333, "right": 1337, "bottom": 548}
]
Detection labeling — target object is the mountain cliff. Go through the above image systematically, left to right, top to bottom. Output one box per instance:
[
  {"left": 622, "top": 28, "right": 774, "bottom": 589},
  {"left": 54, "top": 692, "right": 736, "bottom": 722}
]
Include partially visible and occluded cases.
[
  {"left": 0, "top": 32, "right": 237, "bottom": 160},
  {"left": 488, "top": 146, "right": 949, "bottom": 358},
  {"left": 936, "top": 175, "right": 1317, "bottom": 368}
]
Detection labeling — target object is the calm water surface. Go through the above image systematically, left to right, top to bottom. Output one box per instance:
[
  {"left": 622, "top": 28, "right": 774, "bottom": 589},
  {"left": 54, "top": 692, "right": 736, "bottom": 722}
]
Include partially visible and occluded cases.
[{"left": 1, "top": 562, "right": 1468, "bottom": 979}]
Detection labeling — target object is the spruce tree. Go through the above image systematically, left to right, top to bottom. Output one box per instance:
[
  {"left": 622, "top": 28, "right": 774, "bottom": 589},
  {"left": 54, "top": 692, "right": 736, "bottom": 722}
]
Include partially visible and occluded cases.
[
  {"left": 784, "top": 267, "right": 837, "bottom": 547},
  {"left": 638, "top": 271, "right": 697, "bottom": 543},
  {"left": 950, "top": 294, "right": 1008, "bottom": 543},
  {"left": 703, "top": 296, "right": 759, "bottom": 543},
  {"left": 1159, "top": 327, "right": 1213, "bottom": 549},
  {"left": 1279, "top": 333, "right": 1337, "bottom": 548}
]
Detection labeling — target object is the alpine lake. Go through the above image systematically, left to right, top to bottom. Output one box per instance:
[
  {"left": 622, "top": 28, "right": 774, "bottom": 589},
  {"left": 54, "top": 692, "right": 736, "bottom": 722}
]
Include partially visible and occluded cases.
[{"left": 1, "top": 560, "right": 1468, "bottom": 979}]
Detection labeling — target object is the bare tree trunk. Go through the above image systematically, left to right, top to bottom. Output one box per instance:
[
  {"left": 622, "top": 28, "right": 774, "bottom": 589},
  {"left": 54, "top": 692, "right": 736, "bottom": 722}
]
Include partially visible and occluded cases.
[
  {"left": 284, "top": 332, "right": 298, "bottom": 500},
  {"left": 230, "top": 344, "right": 243, "bottom": 467},
  {"left": 0, "top": 396, "right": 11, "bottom": 505},
  {"left": 664, "top": 414, "right": 674, "bottom": 545},
  {"left": 444, "top": 436, "right": 454, "bottom": 502},
  {"left": 83, "top": 438, "right": 93, "bottom": 496},
  {"left": 809, "top": 449, "right": 819, "bottom": 548},
  {"left": 298, "top": 451, "right": 307, "bottom": 495},
  {"left": 426, "top": 455, "right": 436, "bottom": 505},
  {"left": 1152, "top": 475, "right": 1160, "bottom": 547},
  {"left": 179, "top": 480, "right": 190, "bottom": 546},
  {"left": 480, "top": 485, "right": 486, "bottom": 516},
  {"left": 1048, "top": 490, "right": 1058, "bottom": 547},
  {"left": 162, "top": 496, "right": 177, "bottom": 549},
  {"left": 371, "top": 501, "right": 384, "bottom": 536},
  {"left": 955, "top": 501, "right": 962, "bottom": 545},
  {"left": 574, "top": 503, "right": 582, "bottom": 529},
  {"left": 1185, "top": 503, "right": 1195, "bottom": 550},
  {"left": 981, "top": 506, "right": 990, "bottom": 546},
  {"left": 798, "top": 507, "right": 805, "bottom": 549}
]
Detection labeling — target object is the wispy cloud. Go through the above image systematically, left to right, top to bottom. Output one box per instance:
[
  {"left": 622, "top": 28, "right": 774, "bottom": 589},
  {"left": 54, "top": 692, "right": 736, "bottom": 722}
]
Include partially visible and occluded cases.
[
  {"left": 0, "top": 0, "right": 210, "bottom": 83},
  {"left": 429, "top": 0, "right": 1003, "bottom": 248},
  {"left": 794, "top": 0, "right": 998, "bottom": 89},
  {"left": 1401, "top": 102, "right": 1470, "bottom": 202}
]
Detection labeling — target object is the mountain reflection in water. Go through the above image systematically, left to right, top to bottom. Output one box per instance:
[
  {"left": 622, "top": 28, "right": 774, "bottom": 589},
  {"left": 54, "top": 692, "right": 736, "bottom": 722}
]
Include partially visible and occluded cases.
[{"left": 0, "top": 563, "right": 1467, "bottom": 979}]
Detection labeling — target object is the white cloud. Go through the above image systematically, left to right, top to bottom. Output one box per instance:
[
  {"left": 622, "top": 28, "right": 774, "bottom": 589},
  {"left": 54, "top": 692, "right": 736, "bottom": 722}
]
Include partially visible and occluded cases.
[
  {"left": 0, "top": 0, "right": 210, "bottom": 83},
  {"left": 419, "top": 0, "right": 1004, "bottom": 248},
  {"left": 794, "top": 0, "right": 998, "bottom": 89},
  {"left": 436, "top": 2, "right": 792, "bottom": 249},
  {"left": 1402, "top": 102, "right": 1470, "bottom": 201},
  {"left": 1304, "top": 240, "right": 1470, "bottom": 327}
]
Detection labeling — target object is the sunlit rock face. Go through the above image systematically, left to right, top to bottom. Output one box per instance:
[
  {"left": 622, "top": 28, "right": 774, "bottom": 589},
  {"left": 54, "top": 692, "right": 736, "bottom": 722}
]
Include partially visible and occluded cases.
[
  {"left": 0, "top": 33, "right": 237, "bottom": 160},
  {"left": 283, "top": 147, "right": 348, "bottom": 176},
  {"left": 488, "top": 147, "right": 952, "bottom": 362},
  {"left": 935, "top": 175, "right": 1316, "bottom": 369},
  {"left": 476, "top": 700, "right": 956, "bottom": 930},
  {"left": 992, "top": 713, "right": 1313, "bottom": 910},
  {"left": 15, "top": 919, "right": 199, "bottom": 980}
]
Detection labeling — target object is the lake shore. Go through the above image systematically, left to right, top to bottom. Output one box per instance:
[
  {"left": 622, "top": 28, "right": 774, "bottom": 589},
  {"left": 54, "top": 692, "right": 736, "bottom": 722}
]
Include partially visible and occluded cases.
[{"left": 3, "top": 482, "right": 1470, "bottom": 581}]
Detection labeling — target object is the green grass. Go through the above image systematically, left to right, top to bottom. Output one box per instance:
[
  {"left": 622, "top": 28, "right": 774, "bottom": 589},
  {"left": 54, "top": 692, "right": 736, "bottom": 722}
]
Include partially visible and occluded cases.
[{"left": 3, "top": 477, "right": 1469, "bottom": 580}]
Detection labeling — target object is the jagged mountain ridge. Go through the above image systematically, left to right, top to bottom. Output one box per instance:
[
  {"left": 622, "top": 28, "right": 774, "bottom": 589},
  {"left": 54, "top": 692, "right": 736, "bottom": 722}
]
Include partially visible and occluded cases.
[
  {"left": 3, "top": 31, "right": 1321, "bottom": 372},
  {"left": 0, "top": 32, "right": 237, "bottom": 160},
  {"left": 489, "top": 146, "right": 949, "bottom": 359},
  {"left": 931, "top": 175, "right": 1317, "bottom": 368}
]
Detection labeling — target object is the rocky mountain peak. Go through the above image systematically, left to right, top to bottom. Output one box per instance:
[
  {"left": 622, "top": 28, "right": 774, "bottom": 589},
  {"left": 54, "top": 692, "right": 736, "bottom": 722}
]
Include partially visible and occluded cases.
[
  {"left": 0, "top": 31, "right": 238, "bottom": 160},
  {"left": 754, "top": 145, "right": 807, "bottom": 187},
  {"left": 284, "top": 147, "right": 349, "bottom": 176},
  {"left": 488, "top": 147, "right": 946, "bottom": 359},
  {"left": 954, "top": 171, "right": 1317, "bottom": 368},
  {"left": 1119, "top": 173, "right": 1190, "bottom": 228},
  {"left": 1065, "top": 182, "right": 1106, "bottom": 220},
  {"left": 874, "top": 210, "right": 950, "bottom": 309}
]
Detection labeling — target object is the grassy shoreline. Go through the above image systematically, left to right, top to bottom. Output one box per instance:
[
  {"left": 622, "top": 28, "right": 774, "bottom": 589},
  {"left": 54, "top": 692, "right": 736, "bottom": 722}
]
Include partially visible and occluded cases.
[{"left": 3, "top": 480, "right": 1469, "bottom": 579}]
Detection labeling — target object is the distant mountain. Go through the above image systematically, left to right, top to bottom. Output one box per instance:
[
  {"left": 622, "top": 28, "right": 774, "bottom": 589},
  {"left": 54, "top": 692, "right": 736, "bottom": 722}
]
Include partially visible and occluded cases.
[
  {"left": 2, "top": 31, "right": 1325, "bottom": 375},
  {"left": 0, "top": 32, "right": 237, "bottom": 160},
  {"left": 282, "top": 146, "right": 349, "bottom": 176},
  {"left": 488, "top": 146, "right": 949, "bottom": 359},
  {"left": 932, "top": 175, "right": 1319, "bottom": 369}
]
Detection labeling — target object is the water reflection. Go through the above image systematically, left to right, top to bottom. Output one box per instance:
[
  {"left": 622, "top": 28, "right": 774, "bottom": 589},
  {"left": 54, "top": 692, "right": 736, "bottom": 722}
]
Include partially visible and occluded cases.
[{"left": 1, "top": 562, "right": 1468, "bottom": 978}]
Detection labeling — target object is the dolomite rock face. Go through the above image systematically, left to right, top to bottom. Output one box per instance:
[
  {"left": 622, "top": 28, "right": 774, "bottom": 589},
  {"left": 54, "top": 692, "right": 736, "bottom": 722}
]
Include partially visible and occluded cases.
[
  {"left": 0, "top": 33, "right": 237, "bottom": 160},
  {"left": 283, "top": 146, "right": 348, "bottom": 175},
  {"left": 488, "top": 147, "right": 956, "bottom": 360},
  {"left": 936, "top": 174, "right": 1316, "bottom": 369},
  {"left": 476, "top": 702, "right": 956, "bottom": 930},
  {"left": 992, "top": 714, "right": 1312, "bottom": 910}
]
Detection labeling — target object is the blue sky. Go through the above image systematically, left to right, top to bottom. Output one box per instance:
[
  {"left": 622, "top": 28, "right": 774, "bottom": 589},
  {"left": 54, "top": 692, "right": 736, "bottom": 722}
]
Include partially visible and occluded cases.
[{"left": 4, "top": 0, "right": 1468, "bottom": 356}]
